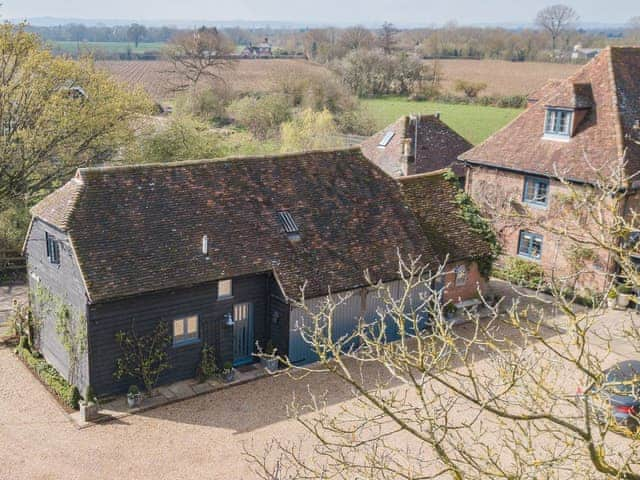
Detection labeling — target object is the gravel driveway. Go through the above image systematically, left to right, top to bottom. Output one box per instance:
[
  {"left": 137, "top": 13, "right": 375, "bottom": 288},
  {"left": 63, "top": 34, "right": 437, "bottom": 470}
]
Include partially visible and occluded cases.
[{"left": 1, "top": 280, "right": 638, "bottom": 479}]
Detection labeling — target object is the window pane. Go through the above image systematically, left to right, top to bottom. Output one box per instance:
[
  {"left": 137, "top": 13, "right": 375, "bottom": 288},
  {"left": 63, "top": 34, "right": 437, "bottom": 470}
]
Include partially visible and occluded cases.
[
  {"left": 218, "top": 279, "right": 232, "bottom": 298},
  {"left": 187, "top": 316, "right": 198, "bottom": 336},
  {"left": 174, "top": 319, "right": 184, "bottom": 338}
]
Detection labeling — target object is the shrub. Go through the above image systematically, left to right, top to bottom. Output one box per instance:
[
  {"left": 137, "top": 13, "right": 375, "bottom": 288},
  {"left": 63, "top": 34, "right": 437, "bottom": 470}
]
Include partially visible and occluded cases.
[
  {"left": 454, "top": 80, "right": 488, "bottom": 99},
  {"left": 174, "top": 84, "right": 236, "bottom": 122},
  {"left": 227, "top": 93, "right": 291, "bottom": 139},
  {"left": 335, "top": 106, "right": 377, "bottom": 135},
  {"left": 280, "top": 109, "right": 341, "bottom": 153},
  {"left": 126, "top": 115, "right": 227, "bottom": 164},
  {"left": 497, "top": 257, "right": 545, "bottom": 289},
  {"left": 15, "top": 344, "right": 81, "bottom": 409},
  {"left": 199, "top": 344, "right": 219, "bottom": 380},
  {"left": 83, "top": 385, "right": 96, "bottom": 404}
]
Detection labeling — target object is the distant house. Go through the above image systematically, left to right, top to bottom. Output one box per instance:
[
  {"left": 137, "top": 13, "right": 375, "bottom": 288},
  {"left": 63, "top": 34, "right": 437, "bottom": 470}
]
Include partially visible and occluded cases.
[
  {"left": 241, "top": 38, "right": 273, "bottom": 58},
  {"left": 571, "top": 44, "right": 600, "bottom": 62},
  {"left": 461, "top": 47, "right": 640, "bottom": 292},
  {"left": 360, "top": 114, "right": 472, "bottom": 179},
  {"left": 24, "top": 148, "right": 490, "bottom": 396}
]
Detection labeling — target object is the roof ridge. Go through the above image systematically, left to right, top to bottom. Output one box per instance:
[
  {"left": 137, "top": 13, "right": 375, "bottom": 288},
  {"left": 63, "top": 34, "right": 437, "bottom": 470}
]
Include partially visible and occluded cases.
[
  {"left": 604, "top": 47, "right": 626, "bottom": 159},
  {"left": 77, "top": 147, "right": 363, "bottom": 175},
  {"left": 398, "top": 169, "right": 450, "bottom": 182}
]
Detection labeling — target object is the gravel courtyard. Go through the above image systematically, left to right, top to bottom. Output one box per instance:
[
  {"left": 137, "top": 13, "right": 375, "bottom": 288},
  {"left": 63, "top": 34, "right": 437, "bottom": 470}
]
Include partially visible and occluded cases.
[{"left": 1, "top": 281, "right": 638, "bottom": 479}]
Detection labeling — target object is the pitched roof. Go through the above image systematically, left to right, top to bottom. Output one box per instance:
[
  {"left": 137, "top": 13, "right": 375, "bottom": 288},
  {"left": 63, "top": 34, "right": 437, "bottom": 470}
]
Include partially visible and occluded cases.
[
  {"left": 461, "top": 47, "right": 640, "bottom": 184},
  {"left": 361, "top": 115, "right": 472, "bottom": 177},
  {"left": 31, "top": 149, "right": 437, "bottom": 303},
  {"left": 399, "top": 171, "right": 491, "bottom": 263}
]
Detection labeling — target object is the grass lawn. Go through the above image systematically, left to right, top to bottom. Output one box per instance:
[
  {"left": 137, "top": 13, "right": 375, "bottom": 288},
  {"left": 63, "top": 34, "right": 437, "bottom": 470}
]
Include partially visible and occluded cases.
[
  {"left": 49, "top": 41, "right": 165, "bottom": 55},
  {"left": 362, "top": 97, "right": 522, "bottom": 145}
]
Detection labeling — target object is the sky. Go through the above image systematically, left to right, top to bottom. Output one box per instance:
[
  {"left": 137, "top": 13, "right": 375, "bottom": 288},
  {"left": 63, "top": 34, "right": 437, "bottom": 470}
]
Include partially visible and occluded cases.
[{"left": 3, "top": 0, "right": 637, "bottom": 27}]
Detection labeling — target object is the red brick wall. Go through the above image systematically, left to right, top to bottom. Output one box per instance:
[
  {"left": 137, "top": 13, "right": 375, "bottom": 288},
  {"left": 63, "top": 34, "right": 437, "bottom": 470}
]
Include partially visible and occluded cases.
[
  {"left": 466, "top": 165, "right": 612, "bottom": 292},
  {"left": 441, "top": 261, "right": 487, "bottom": 303}
]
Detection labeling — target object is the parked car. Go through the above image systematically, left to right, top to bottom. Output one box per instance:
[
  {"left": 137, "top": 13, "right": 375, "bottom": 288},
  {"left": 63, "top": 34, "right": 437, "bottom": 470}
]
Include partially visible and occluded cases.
[{"left": 580, "top": 360, "right": 640, "bottom": 432}]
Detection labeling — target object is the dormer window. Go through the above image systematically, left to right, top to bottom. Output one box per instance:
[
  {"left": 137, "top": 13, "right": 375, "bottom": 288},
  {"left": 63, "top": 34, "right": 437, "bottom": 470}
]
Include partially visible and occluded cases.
[{"left": 544, "top": 109, "right": 573, "bottom": 138}]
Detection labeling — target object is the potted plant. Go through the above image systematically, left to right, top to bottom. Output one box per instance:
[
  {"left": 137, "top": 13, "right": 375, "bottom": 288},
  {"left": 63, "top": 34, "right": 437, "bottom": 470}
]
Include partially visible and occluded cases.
[
  {"left": 617, "top": 284, "right": 633, "bottom": 308},
  {"left": 607, "top": 288, "right": 618, "bottom": 309},
  {"left": 443, "top": 302, "right": 457, "bottom": 320},
  {"left": 260, "top": 341, "right": 279, "bottom": 373},
  {"left": 222, "top": 361, "right": 235, "bottom": 382},
  {"left": 79, "top": 385, "right": 99, "bottom": 422},
  {"left": 127, "top": 385, "right": 142, "bottom": 408}
]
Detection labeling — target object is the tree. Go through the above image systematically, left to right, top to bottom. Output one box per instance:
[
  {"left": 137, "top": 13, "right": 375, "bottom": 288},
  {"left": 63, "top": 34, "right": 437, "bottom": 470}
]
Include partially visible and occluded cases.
[
  {"left": 535, "top": 4, "right": 579, "bottom": 51},
  {"left": 378, "top": 21, "right": 399, "bottom": 54},
  {"left": 0, "top": 23, "right": 152, "bottom": 208},
  {"left": 127, "top": 23, "right": 147, "bottom": 48},
  {"left": 163, "top": 26, "right": 236, "bottom": 91},
  {"left": 339, "top": 26, "right": 374, "bottom": 51},
  {"left": 280, "top": 109, "right": 341, "bottom": 153},
  {"left": 246, "top": 162, "right": 640, "bottom": 479},
  {"left": 114, "top": 321, "right": 172, "bottom": 393}
]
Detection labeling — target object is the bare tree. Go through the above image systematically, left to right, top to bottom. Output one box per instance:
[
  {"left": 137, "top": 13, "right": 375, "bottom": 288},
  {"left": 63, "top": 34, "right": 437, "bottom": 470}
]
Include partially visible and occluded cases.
[
  {"left": 535, "top": 4, "right": 579, "bottom": 51},
  {"left": 378, "top": 21, "right": 399, "bottom": 55},
  {"left": 127, "top": 23, "right": 147, "bottom": 48},
  {"left": 163, "top": 26, "right": 236, "bottom": 92},
  {"left": 338, "top": 26, "right": 374, "bottom": 51},
  {"left": 246, "top": 161, "right": 640, "bottom": 479}
]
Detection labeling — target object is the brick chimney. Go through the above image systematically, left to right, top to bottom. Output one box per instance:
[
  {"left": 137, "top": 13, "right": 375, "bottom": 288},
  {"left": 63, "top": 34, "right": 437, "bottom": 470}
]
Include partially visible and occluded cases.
[{"left": 401, "top": 115, "right": 418, "bottom": 176}]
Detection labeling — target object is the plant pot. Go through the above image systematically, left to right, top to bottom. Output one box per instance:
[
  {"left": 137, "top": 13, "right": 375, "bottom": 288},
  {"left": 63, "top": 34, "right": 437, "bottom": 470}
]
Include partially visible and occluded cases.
[
  {"left": 618, "top": 294, "right": 631, "bottom": 309},
  {"left": 607, "top": 297, "right": 617, "bottom": 309},
  {"left": 262, "top": 357, "right": 279, "bottom": 373},
  {"left": 224, "top": 370, "right": 235, "bottom": 382},
  {"left": 127, "top": 393, "right": 142, "bottom": 408},
  {"left": 79, "top": 401, "right": 99, "bottom": 422}
]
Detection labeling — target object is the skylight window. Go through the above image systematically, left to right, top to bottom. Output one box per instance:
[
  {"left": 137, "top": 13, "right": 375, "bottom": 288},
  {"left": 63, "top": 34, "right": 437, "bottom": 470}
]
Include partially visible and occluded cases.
[
  {"left": 378, "top": 131, "right": 395, "bottom": 147},
  {"left": 278, "top": 211, "right": 299, "bottom": 234}
]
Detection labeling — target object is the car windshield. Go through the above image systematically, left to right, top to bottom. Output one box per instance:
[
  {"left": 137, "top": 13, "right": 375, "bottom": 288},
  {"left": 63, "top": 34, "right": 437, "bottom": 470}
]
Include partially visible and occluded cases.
[{"left": 604, "top": 382, "right": 639, "bottom": 396}]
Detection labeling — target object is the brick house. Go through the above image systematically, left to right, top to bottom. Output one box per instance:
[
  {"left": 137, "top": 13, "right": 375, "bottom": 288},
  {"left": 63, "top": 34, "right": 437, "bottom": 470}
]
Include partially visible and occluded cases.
[
  {"left": 460, "top": 47, "right": 640, "bottom": 292},
  {"left": 361, "top": 114, "right": 471, "bottom": 178},
  {"left": 24, "top": 149, "right": 490, "bottom": 395}
]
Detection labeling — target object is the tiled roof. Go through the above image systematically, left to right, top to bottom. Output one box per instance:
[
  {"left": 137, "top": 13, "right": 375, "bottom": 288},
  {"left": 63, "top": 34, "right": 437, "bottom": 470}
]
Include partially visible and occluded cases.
[
  {"left": 461, "top": 47, "right": 640, "bottom": 183},
  {"left": 361, "top": 115, "right": 471, "bottom": 177},
  {"left": 31, "top": 149, "right": 439, "bottom": 303},
  {"left": 399, "top": 171, "right": 492, "bottom": 263}
]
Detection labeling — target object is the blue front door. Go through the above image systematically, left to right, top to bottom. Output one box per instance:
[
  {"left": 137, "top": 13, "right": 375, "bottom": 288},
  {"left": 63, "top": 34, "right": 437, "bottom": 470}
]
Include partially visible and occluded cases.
[{"left": 233, "top": 302, "right": 254, "bottom": 366}]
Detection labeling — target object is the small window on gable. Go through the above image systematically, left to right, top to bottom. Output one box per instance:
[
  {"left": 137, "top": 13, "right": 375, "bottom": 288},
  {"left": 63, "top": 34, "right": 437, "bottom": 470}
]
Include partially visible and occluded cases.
[
  {"left": 544, "top": 109, "right": 572, "bottom": 137},
  {"left": 378, "top": 131, "right": 394, "bottom": 147},
  {"left": 523, "top": 176, "right": 550, "bottom": 207},
  {"left": 518, "top": 231, "right": 543, "bottom": 260},
  {"left": 45, "top": 232, "right": 60, "bottom": 265},
  {"left": 454, "top": 265, "right": 467, "bottom": 287},
  {"left": 218, "top": 279, "right": 232, "bottom": 299},
  {"left": 173, "top": 315, "right": 199, "bottom": 346}
]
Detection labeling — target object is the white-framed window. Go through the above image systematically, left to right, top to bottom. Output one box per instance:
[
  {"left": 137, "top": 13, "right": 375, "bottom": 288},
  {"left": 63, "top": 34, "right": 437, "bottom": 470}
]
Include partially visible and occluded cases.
[
  {"left": 544, "top": 109, "right": 572, "bottom": 137},
  {"left": 523, "top": 176, "right": 550, "bottom": 207},
  {"left": 518, "top": 231, "right": 543, "bottom": 260},
  {"left": 454, "top": 265, "right": 467, "bottom": 287},
  {"left": 218, "top": 279, "right": 232, "bottom": 299},
  {"left": 173, "top": 315, "right": 199, "bottom": 346}
]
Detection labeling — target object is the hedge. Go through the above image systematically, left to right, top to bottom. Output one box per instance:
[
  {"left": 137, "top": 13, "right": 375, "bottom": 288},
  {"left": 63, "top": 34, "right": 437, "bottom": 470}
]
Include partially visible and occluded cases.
[{"left": 15, "top": 341, "right": 80, "bottom": 409}]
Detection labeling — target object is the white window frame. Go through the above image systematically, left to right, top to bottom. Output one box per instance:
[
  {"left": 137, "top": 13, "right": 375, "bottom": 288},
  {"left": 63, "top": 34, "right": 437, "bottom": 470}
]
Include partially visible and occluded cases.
[
  {"left": 544, "top": 108, "right": 573, "bottom": 139},
  {"left": 518, "top": 231, "right": 543, "bottom": 261},
  {"left": 454, "top": 265, "right": 468, "bottom": 287},
  {"left": 218, "top": 279, "right": 233, "bottom": 299},
  {"left": 173, "top": 314, "right": 199, "bottom": 346}
]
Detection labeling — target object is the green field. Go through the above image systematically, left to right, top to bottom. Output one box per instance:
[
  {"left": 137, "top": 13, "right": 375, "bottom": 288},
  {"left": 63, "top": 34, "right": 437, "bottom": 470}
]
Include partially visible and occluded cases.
[
  {"left": 50, "top": 41, "right": 165, "bottom": 55},
  {"left": 362, "top": 97, "right": 522, "bottom": 145}
]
